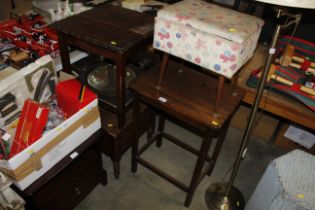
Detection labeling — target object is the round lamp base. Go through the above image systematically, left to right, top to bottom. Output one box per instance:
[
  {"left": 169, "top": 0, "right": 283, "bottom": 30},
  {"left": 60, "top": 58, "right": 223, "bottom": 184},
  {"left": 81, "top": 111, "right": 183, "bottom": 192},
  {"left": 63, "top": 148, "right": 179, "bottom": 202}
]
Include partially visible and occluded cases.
[{"left": 205, "top": 183, "right": 245, "bottom": 210}]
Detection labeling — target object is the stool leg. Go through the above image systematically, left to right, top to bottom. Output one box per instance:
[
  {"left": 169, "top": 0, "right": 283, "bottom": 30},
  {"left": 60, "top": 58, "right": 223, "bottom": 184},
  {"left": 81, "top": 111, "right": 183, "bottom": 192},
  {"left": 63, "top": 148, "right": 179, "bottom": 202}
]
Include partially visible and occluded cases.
[
  {"left": 157, "top": 53, "right": 170, "bottom": 89},
  {"left": 115, "top": 55, "right": 127, "bottom": 128},
  {"left": 231, "top": 73, "right": 239, "bottom": 96},
  {"left": 215, "top": 76, "right": 225, "bottom": 114},
  {"left": 132, "top": 96, "right": 141, "bottom": 173},
  {"left": 156, "top": 116, "right": 165, "bottom": 147},
  {"left": 146, "top": 119, "right": 156, "bottom": 142},
  {"left": 207, "top": 120, "right": 230, "bottom": 176},
  {"left": 185, "top": 130, "right": 214, "bottom": 207},
  {"left": 113, "top": 160, "right": 120, "bottom": 179}
]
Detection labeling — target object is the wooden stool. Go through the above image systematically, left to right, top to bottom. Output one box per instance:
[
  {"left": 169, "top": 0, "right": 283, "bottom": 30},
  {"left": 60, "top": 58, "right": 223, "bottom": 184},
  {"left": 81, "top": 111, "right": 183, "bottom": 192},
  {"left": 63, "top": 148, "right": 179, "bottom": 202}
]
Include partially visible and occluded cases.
[
  {"left": 153, "top": 0, "right": 263, "bottom": 113},
  {"left": 130, "top": 60, "right": 244, "bottom": 207}
]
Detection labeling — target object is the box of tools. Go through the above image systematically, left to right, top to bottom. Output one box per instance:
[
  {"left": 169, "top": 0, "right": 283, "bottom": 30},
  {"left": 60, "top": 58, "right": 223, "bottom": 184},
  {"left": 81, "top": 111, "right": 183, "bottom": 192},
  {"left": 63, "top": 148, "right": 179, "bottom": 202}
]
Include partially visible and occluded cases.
[{"left": 0, "top": 55, "right": 100, "bottom": 190}]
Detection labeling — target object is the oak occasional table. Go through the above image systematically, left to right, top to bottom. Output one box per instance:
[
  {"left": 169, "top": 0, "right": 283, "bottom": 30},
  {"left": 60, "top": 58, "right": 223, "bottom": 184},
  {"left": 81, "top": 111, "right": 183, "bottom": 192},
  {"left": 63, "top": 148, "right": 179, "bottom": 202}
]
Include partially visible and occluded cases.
[
  {"left": 51, "top": 4, "right": 154, "bottom": 128},
  {"left": 51, "top": 5, "right": 156, "bottom": 178},
  {"left": 130, "top": 61, "right": 245, "bottom": 207}
]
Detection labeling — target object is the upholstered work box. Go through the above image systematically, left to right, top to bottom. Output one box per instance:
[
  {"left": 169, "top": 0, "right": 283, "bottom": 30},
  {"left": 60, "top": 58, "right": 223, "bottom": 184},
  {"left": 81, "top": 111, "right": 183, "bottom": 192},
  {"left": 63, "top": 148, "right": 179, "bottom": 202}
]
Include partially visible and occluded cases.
[{"left": 153, "top": 0, "right": 264, "bottom": 79}]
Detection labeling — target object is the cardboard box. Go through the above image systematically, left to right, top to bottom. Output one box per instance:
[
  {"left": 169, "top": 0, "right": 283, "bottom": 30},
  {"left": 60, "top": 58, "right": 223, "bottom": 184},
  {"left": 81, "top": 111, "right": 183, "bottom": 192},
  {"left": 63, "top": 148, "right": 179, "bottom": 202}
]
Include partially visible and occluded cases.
[
  {"left": 0, "top": 55, "right": 56, "bottom": 111},
  {"left": 0, "top": 55, "right": 101, "bottom": 190},
  {"left": 56, "top": 79, "right": 97, "bottom": 117},
  {"left": 0, "top": 99, "right": 100, "bottom": 190},
  {"left": 10, "top": 100, "right": 50, "bottom": 158},
  {"left": 230, "top": 105, "right": 279, "bottom": 141},
  {"left": 274, "top": 123, "right": 315, "bottom": 155}
]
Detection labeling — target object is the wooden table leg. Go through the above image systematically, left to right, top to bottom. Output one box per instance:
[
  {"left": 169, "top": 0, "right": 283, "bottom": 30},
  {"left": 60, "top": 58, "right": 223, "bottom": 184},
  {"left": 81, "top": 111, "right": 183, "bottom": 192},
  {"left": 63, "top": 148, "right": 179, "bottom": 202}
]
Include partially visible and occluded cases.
[
  {"left": 57, "top": 32, "right": 71, "bottom": 74},
  {"left": 157, "top": 53, "right": 170, "bottom": 89},
  {"left": 115, "top": 54, "right": 127, "bottom": 128},
  {"left": 231, "top": 74, "right": 239, "bottom": 96},
  {"left": 215, "top": 76, "right": 225, "bottom": 113},
  {"left": 131, "top": 95, "right": 140, "bottom": 173},
  {"left": 156, "top": 115, "right": 165, "bottom": 147},
  {"left": 147, "top": 118, "right": 156, "bottom": 142},
  {"left": 207, "top": 120, "right": 230, "bottom": 176},
  {"left": 185, "top": 130, "right": 214, "bottom": 207},
  {"left": 113, "top": 160, "right": 120, "bottom": 179}
]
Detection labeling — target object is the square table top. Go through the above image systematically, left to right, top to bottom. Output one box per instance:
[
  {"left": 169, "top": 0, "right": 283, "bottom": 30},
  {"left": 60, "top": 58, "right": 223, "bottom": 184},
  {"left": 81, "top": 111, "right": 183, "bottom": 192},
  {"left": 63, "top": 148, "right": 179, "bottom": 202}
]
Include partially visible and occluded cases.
[
  {"left": 51, "top": 4, "right": 154, "bottom": 53},
  {"left": 129, "top": 61, "right": 245, "bottom": 131}
]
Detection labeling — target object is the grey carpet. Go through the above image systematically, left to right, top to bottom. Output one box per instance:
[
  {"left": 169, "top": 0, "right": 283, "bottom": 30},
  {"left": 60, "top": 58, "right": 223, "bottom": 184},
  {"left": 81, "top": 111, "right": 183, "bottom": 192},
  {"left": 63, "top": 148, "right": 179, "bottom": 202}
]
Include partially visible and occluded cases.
[{"left": 75, "top": 121, "right": 285, "bottom": 210}]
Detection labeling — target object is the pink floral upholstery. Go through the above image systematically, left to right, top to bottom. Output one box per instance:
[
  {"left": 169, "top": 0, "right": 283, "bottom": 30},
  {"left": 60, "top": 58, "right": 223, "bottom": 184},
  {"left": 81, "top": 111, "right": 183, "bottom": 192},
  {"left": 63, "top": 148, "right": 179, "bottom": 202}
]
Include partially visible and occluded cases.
[{"left": 153, "top": 0, "right": 264, "bottom": 78}]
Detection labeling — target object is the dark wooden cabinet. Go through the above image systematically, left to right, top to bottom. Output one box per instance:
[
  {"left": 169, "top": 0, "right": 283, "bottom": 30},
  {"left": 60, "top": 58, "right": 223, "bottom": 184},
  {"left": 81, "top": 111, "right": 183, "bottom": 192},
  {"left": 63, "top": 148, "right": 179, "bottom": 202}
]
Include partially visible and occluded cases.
[
  {"left": 97, "top": 104, "right": 155, "bottom": 179},
  {"left": 15, "top": 131, "right": 107, "bottom": 210},
  {"left": 25, "top": 149, "right": 105, "bottom": 210}
]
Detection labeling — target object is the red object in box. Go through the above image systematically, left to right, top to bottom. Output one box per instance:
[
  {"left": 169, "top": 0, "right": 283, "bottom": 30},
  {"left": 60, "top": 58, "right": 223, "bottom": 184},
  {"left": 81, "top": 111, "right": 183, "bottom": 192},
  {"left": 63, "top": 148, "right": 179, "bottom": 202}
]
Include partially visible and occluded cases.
[
  {"left": 56, "top": 79, "right": 96, "bottom": 117},
  {"left": 10, "top": 99, "right": 49, "bottom": 158}
]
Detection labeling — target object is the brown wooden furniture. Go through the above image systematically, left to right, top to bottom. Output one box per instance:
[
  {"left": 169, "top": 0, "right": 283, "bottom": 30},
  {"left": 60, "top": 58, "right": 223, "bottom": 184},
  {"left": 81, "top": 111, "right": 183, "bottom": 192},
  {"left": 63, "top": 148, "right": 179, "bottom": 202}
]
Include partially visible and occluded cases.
[
  {"left": 51, "top": 4, "right": 154, "bottom": 128},
  {"left": 51, "top": 5, "right": 156, "bottom": 178},
  {"left": 238, "top": 44, "right": 315, "bottom": 131},
  {"left": 157, "top": 53, "right": 230, "bottom": 114},
  {"left": 130, "top": 60, "right": 244, "bottom": 207},
  {"left": 97, "top": 104, "right": 155, "bottom": 179},
  {"left": 15, "top": 130, "right": 107, "bottom": 210}
]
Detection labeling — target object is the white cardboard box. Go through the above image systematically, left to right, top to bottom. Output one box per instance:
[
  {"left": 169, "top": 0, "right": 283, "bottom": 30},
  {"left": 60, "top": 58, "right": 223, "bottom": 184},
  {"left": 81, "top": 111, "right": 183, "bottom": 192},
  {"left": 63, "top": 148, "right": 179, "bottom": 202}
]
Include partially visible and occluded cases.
[
  {"left": 0, "top": 55, "right": 101, "bottom": 190},
  {"left": 0, "top": 99, "right": 100, "bottom": 190}
]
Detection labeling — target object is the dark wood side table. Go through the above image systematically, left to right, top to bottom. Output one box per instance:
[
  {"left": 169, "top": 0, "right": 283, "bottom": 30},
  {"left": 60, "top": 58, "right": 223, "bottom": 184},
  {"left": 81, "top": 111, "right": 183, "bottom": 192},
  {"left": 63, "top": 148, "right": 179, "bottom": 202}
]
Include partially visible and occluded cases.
[
  {"left": 51, "top": 4, "right": 154, "bottom": 128},
  {"left": 130, "top": 61, "right": 244, "bottom": 207},
  {"left": 97, "top": 104, "right": 155, "bottom": 179},
  {"left": 14, "top": 130, "right": 107, "bottom": 210}
]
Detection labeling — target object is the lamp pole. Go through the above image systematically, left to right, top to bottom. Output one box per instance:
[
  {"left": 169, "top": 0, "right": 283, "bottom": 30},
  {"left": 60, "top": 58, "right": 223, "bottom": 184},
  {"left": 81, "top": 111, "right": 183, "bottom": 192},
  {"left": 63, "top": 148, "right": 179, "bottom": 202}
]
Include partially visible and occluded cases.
[
  {"left": 205, "top": 7, "right": 301, "bottom": 210},
  {"left": 224, "top": 23, "right": 281, "bottom": 200}
]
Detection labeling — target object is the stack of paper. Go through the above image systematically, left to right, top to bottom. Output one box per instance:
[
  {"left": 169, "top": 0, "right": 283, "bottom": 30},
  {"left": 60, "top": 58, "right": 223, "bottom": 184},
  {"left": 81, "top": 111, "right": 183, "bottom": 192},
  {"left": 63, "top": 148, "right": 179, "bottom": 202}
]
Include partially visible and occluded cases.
[{"left": 285, "top": 125, "right": 315, "bottom": 149}]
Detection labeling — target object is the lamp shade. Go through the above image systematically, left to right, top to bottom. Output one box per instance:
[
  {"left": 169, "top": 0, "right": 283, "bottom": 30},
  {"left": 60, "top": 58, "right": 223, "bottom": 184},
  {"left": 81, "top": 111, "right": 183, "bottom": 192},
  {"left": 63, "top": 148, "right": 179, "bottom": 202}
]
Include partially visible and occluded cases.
[{"left": 255, "top": 0, "right": 315, "bottom": 9}]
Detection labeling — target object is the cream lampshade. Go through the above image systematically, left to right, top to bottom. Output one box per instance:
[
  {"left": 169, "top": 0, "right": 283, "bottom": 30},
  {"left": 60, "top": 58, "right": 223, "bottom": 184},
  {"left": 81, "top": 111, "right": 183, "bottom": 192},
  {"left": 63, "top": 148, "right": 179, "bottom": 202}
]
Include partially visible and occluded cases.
[{"left": 255, "top": 0, "right": 315, "bottom": 8}]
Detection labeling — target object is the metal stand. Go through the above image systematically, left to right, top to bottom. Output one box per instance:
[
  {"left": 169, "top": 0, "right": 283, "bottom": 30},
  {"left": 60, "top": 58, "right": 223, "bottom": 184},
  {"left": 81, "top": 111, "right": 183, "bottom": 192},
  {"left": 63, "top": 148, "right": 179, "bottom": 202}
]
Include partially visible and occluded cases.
[{"left": 205, "top": 8, "right": 301, "bottom": 210}]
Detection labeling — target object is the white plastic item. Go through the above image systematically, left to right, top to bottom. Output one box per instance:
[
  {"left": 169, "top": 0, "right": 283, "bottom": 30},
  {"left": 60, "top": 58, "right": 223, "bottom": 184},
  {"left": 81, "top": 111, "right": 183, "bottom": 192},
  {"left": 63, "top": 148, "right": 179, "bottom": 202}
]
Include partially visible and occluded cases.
[{"left": 32, "top": 0, "right": 59, "bottom": 9}]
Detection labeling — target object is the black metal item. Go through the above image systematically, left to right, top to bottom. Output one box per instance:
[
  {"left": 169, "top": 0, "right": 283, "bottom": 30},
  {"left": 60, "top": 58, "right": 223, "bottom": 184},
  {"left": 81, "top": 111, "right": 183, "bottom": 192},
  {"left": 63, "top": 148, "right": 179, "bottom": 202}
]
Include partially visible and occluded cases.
[
  {"left": 33, "top": 69, "right": 54, "bottom": 102},
  {"left": 33, "top": 69, "right": 48, "bottom": 101},
  {"left": 0, "top": 93, "right": 16, "bottom": 112},
  {"left": 0, "top": 102, "right": 17, "bottom": 117},
  {"left": 206, "top": 183, "right": 245, "bottom": 210}
]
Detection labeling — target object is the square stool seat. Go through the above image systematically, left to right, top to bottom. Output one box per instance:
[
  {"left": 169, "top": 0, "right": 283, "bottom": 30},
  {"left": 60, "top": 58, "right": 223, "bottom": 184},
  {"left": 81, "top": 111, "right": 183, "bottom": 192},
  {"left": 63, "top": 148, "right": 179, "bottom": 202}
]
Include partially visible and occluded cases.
[{"left": 153, "top": 0, "right": 264, "bottom": 79}]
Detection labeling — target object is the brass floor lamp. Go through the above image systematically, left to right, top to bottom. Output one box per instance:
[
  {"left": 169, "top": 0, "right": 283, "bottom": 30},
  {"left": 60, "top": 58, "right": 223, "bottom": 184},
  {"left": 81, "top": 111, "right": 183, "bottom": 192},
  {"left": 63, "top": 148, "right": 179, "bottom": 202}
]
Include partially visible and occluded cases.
[{"left": 205, "top": 1, "right": 315, "bottom": 210}]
